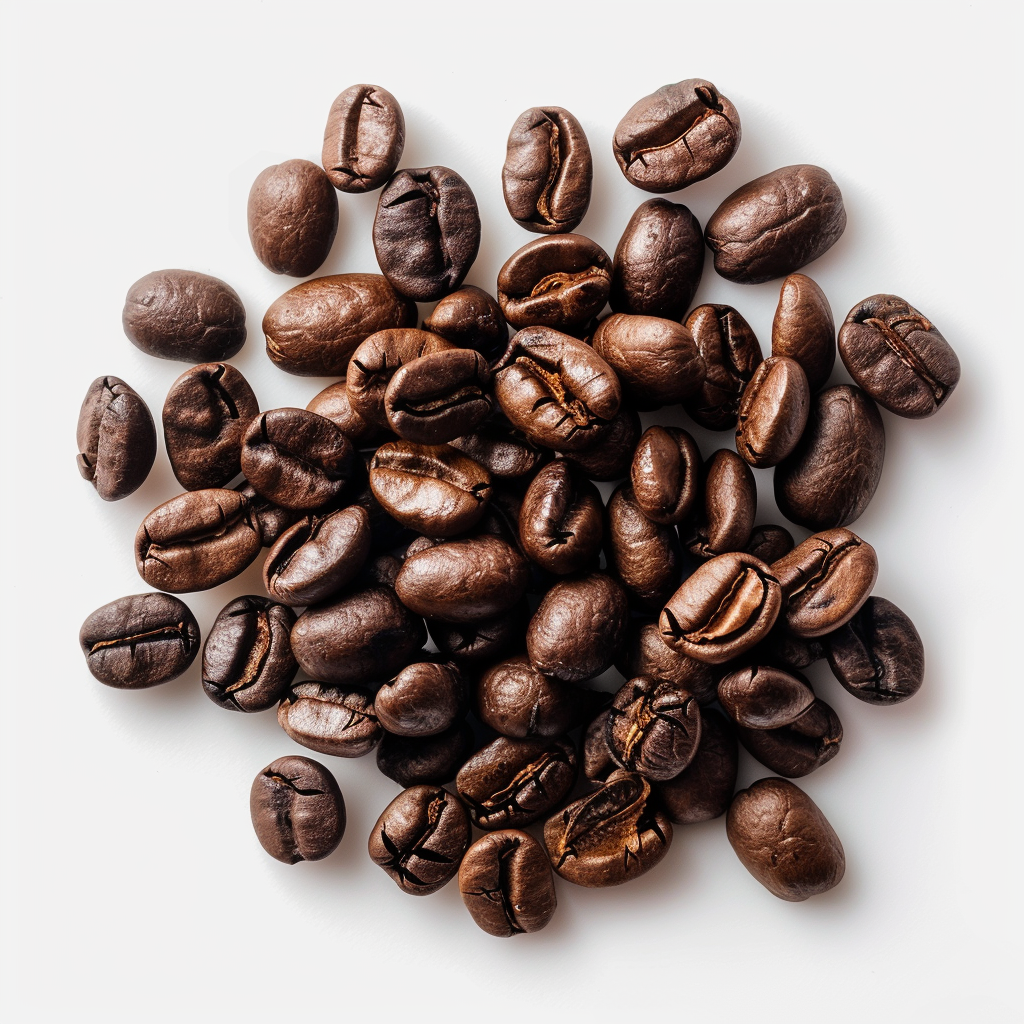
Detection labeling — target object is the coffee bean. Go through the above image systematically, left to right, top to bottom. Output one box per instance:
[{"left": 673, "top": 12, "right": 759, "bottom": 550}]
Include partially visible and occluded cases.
[
  {"left": 613, "top": 79, "right": 740, "bottom": 192},
  {"left": 322, "top": 84, "right": 405, "bottom": 193},
  {"left": 705, "top": 165, "right": 847, "bottom": 284},
  {"left": 772, "top": 273, "right": 835, "bottom": 392},
  {"left": 421, "top": 285, "right": 509, "bottom": 363},
  {"left": 735, "top": 356, "right": 810, "bottom": 468},
  {"left": 76, "top": 376, "right": 157, "bottom": 501},
  {"left": 306, "top": 382, "right": 392, "bottom": 448},
  {"left": 562, "top": 407, "right": 641, "bottom": 481},
  {"left": 449, "top": 418, "right": 547, "bottom": 480},
  {"left": 629, "top": 426, "right": 702, "bottom": 527},
  {"left": 681, "top": 449, "right": 757, "bottom": 560},
  {"left": 519, "top": 461, "right": 603, "bottom": 575},
  {"left": 234, "top": 482, "right": 305, "bottom": 548},
  {"left": 606, "top": 483, "right": 682, "bottom": 610},
  {"left": 745, "top": 524, "right": 795, "bottom": 564},
  {"left": 80, "top": 592, "right": 200, "bottom": 688},
  {"left": 201, "top": 596, "right": 297, "bottom": 712},
  {"left": 427, "top": 604, "right": 527, "bottom": 666},
  {"left": 618, "top": 620, "right": 718, "bottom": 705},
  {"left": 748, "top": 626, "right": 825, "bottom": 673},
  {"left": 374, "top": 661, "right": 466, "bottom": 737},
  {"left": 717, "top": 665, "right": 816, "bottom": 730},
  {"left": 278, "top": 681, "right": 382, "bottom": 757},
  {"left": 736, "top": 698, "right": 842, "bottom": 777},
  {"left": 655, "top": 708, "right": 738, "bottom": 824},
  {"left": 582, "top": 710, "right": 617, "bottom": 782},
  {"left": 376, "top": 721, "right": 475, "bottom": 787},
  {"left": 250, "top": 756, "right": 345, "bottom": 864},
  {"left": 727, "top": 777, "right": 844, "bottom": 900}
]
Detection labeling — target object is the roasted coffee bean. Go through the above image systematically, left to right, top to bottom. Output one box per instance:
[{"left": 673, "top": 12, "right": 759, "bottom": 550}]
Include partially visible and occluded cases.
[
  {"left": 613, "top": 79, "right": 740, "bottom": 192},
  {"left": 322, "top": 84, "right": 405, "bottom": 193},
  {"left": 502, "top": 106, "right": 592, "bottom": 234},
  {"left": 247, "top": 159, "right": 338, "bottom": 277},
  {"left": 373, "top": 166, "right": 481, "bottom": 301},
  {"left": 610, "top": 199, "right": 704, "bottom": 319},
  {"left": 497, "top": 234, "right": 612, "bottom": 331},
  {"left": 123, "top": 269, "right": 246, "bottom": 362},
  {"left": 772, "top": 273, "right": 835, "bottom": 392},
  {"left": 264, "top": 274, "right": 417, "bottom": 377},
  {"left": 422, "top": 285, "right": 509, "bottom": 363},
  {"left": 839, "top": 294, "right": 960, "bottom": 418},
  {"left": 683, "top": 304, "right": 763, "bottom": 430},
  {"left": 592, "top": 314, "right": 705, "bottom": 409},
  {"left": 735, "top": 356, "right": 810, "bottom": 468},
  {"left": 162, "top": 363, "right": 258, "bottom": 491},
  {"left": 76, "top": 376, "right": 156, "bottom": 501},
  {"left": 306, "top": 382, "right": 391, "bottom": 448},
  {"left": 774, "top": 385, "right": 885, "bottom": 531},
  {"left": 563, "top": 407, "right": 640, "bottom": 481},
  {"left": 240, "top": 408, "right": 354, "bottom": 511},
  {"left": 449, "top": 420, "right": 547, "bottom": 480},
  {"left": 630, "top": 427, "right": 702, "bottom": 527},
  {"left": 681, "top": 449, "right": 757, "bottom": 560},
  {"left": 519, "top": 461, "right": 603, "bottom": 575},
  {"left": 235, "top": 482, "right": 305, "bottom": 547},
  {"left": 606, "top": 483, "right": 682, "bottom": 610},
  {"left": 135, "top": 488, "right": 262, "bottom": 592},
  {"left": 745, "top": 525, "right": 794, "bottom": 564},
  {"left": 772, "top": 528, "right": 878, "bottom": 638},
  {"left": 660, "top": 552, "right": 782, "bottom": 665},
  {"left": 527, "top": 573, "right": 628, "bottom": 683},
  {"left": 80, "top": 592, "right": 200, "bottom": 689},
  {"left": 201, "top": 596, "right": 297, "bottom": 712},
  {"left": 824, "top": 596, "right": 924, "bottom": 705},
  {"left": 427, "top": 604, "right": 527, "bottom": 666},
  {"left": 619, "top": 620, "right": 718, "bottom": 706},
  {"left": 749, "top": 626, "right": 825, "bottom": 673},
  {"left": 375, "top": 661, "right": 466, "bottom": 737},
  {"left": 718, "top": 665, "right": 816, "bottom": 730},
  {"left": 606, "top": 676, "right": 701, "bottom": 782},
  {"left": 278, "top": 681, "right": 381, "bottom": 757},
  {"left": 736, "top": 698, "right": 842, "bottom": 777},
  {"left": 656, "top": 709, "right": 738, "bottom": 824},
  {"left": 582, "top": 711, "right": 617, "bottom": 782},
  {"left": 376, "top": 721, "right": 475, "bottom": 787},
  {"left": 457, "top": 736, "right": 578, "bottom": 830},
  {"left": 250, "top": 756, "right": 345, "bottom": 864},
  {"left": 544, "top": 770, "right": 672, "bottom": 887},
  {"left": 727, "top": 777, "right": 844, "bottom": 900},
  {"left": 369, "top": 785, "right": 470, "bottom": 895},
  {"left": 459, "top": 830, "right": 557, "bottom": 937}
]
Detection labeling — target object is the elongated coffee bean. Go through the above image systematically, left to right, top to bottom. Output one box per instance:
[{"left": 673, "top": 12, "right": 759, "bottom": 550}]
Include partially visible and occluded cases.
[
  {"left": 322, "top": 84, "right": 405, "bottom": 193},
  {"left": 772, "top": 273, "right": 835, "bottom": 392},
  {"left": 735, "top": 356, "right": 810, "bottom": 468},
  {"left": 306, "top": 381, "right": 390, "bottom": 448},
  {"left": 630, "top": 426, "right": 702, "bottom": 526},
  {"left": 681, "top": 449, "right": 756, "bottom": 560},
  {"left": 519, "top": 461, "right": 603, "bottom": 574},
  {"left": 606, "top": 483, "right": 682, "bottom": 610},
  {"left": 717, "top": 665, "right": 816, "bottom": 730},
  {"left": 278, "top": 681, "right": 381, "bottom": 757},
  {"left": 736, "top": 698, "right": 842, "bottom": 777},
  {"left": 656, "top": 709, "right": 738, "bottom": 823},
  {"left": 376, "top": 722, "right": 475, "bottom": 787}
]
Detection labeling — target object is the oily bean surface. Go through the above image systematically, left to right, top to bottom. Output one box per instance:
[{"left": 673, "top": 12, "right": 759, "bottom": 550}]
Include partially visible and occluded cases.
[
  {"left": 322, "top": 84, "right": 405, "bottom": 193},
  {"left": 772, "top": 273, "right": 836, "bottom": 392},
  {"left": 422, "top": 285, "right": 510, "bottom": 363},
  {"left": 735, "top": 356, "right": 810, "bottom": 468},
  {"left": 306, "top": 381, "right": 391, "bottom": 448},
  {"left": 563, "top": 408, "right": 641, "bottom": 482},
  {"left": 448, "top": 420, "right": 546, "bottom": 480},
  {"left": 630, "top": 426, "right": 702, "bottom": 526},
  {"left": 681, "top": 448, "right": 756, "bottom": 560},
  {"left": 519, "top": 461, "right": 603, "bottom": 575},
  {"left": 234, "top": 483, "right": 305, "bottom": 548},
  {"left": 606, "top": 483, "right": 682, "bottom": 610},
  {"left": 745, "top": 525, "right": 795, "bottom": 564},
  {"left": 427, "top": 605, "right": 527, "bottom": 666},
  {"left": 619, "top": 620, "right": 718, "bottom": 706},
  {"left": 374, "top": 661, "right": 466, "bottom": 738},
  {"left": 717, "top": 665, "right": 816, "bottom": 730},
  {"left": 278, "top": 681, "right": 382, "bottom": 757},
  {"left": 736, "top": 698, "right": 842, "bottom": 778},
  {"left": 656, "top": 709, "right": 738, "bottom": 824},
  {"left": 376, "top": 721, "right": 475, "bottom": 788}
]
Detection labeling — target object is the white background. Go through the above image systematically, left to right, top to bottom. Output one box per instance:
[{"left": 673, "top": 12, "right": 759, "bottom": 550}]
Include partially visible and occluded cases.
[{"left": 2, "top": 2, "right": 1021, "bottom": 1021}]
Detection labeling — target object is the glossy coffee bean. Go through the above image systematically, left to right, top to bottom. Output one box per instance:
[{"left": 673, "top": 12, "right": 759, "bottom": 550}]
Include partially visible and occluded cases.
[
  {"left": 613, "top": 79, "right": 740, "bottom": 192},
  {"left": 322, "top": 84, "right": 405, "bottom": 193},
  {"left": 247, "top": 159, "right": 338, "bottom": 276},
  {"left": 705, "top": 165, "right": 847, "bottom": 284},
  {"left": 374, "top": 166, "right": 481, "bottom": 301},
  {"left": 123, "top": 269, "right": 246, "bottom": 362},
  {"left": 772, "top": 273, "right": 835, "bottom": 392},
  {"left": 422, "top": 285, "right": 510, "bottom": 363},
  {"left": 839, "top": 294, "right": 960, "bottom": 418},
  {"left": 735, "top": 356, "right": 810, "bottom": 468},
  {"left": 162, "top": 363, "right": 258, "bottom": 491},
  {"left": 76, "top": 376, "right": 156, "bottom": 501},
  {"left": 306, "top": 381, "right": 391, "bottom": 448},
  {"left": 774, "top": 385, "right": 885, "bottom": 531},
  {"left": 562, "top": 406, "right": 641, "bottom": 481},
  {"left": 449, "top": 419, "right": 547, "bottom": 480},
  {"left": 630, "top": 426, "right": 702, "bottom": 526},
  {"left": 681, "top": 449, "right": 756, "bottom": 560},
  {"left": 519, "top": 461, "right": 603, "bottom": 574},
  {"left": 234, "top": 483, "right": 305, "bottom": 548},
  {"left": 606, "top": 483, "right": 682, "bottom": 610},
  {"left": 135, "top": 488, "right": 262, "bottom": 592},
  {"left": 745, "top": 525, "right": 795, "bottom": 564},
  {"left": 80, "top": 592, "right": 200, "bottom": 689},
  {"left": 201, "top": 596, "right": 297, "bottom": 712},
  {"left": 427, "top": 604, "right": 527, "bottom": 666},
  {"left": 619, "top": 620, "right": 718, "bottom": 706},
  {"left": 748, "top": 626, "right": 825, "bottom": 673},
  {"left": 374, "top": 661, "right": 466, "bottom": 737},
  {"left": 717, "top": 665, "right": 816, "bottom": 730},
  {"left": 278, "top": 681, "right": 381, "bottom": 757},
  {"left": 736, "top": 698, "right": 842, "bottom": 777},
  {"left": 656, "top": 709, "right": 738, "bottom": 824},
  {"left": 582, "top": 710, "right": 617, "bottom": 782},
  {"left": 376, "top": 721, "right": 475, "bottom": 787},
  {"left": 250, "top": 756, "right": 345, "bottom": 864},
  {"left": 727, "top": 777, "right": 844, "bottom": 900},
  {"left": 368, "top": 785, "right": 470, "bottom": 895},
  {"left": 459, "top": 830, "right": 557, "bottom": 936}
]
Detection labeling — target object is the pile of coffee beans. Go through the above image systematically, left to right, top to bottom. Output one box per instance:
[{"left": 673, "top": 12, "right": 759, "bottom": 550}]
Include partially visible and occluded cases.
[{"left": 77, "top": 77, "right": 958, "bottom": 934}]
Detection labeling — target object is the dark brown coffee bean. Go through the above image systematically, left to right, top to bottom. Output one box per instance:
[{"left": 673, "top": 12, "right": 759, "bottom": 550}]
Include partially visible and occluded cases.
[
  {"left": 613, "top": 79, "right": 740, "bottom": 192},
  {"left": 321, "top": 84, "right": 405, "bottom": 193},
  {"left": 247, "top": 159, "right": 338, "bottom": 276},
  {"left": 123, "top": 270, "right": 246, "bottom": 362},
  {"left": 772, "top": 273, "right": 835, "bottom": 392},
  {"left": 264, "top": 274, "right": 417, "bottom": 377},
  {"left": 422, "top": 285, "right": 510, "bottom": 363},
  {"left": 839, "top": 294, "right": 960, "bottom": 418},
  {"left": 735, "top": 356, "right": 810, "bottom": 468},
  {"left": 162, "top": 363, "right": 258, "bottom": 491},
  {"left": 76, "top": 376, "right": 156, "bottom": 501},
  {"left": 306, "top": 382, "right": 391, "bottom": 448},
  {"left": 774, "top": 385, "right": 885, "bottom": 531},
  {"left": 562, "top": 407, "right": 641, "bottom": 481},
  {"left": 448, "top": 419, "right": 547, "bottom": 480},
  {"left": 630, "top": 427, "right": 702, "bottom": 527},
  {"left": 681, "top": 449, "right": 757, "bottom": 560},
  {"left": 519, "top": 461, "right": 603, "bottom": 575},
  {"left": 234, "top": 482, "right": 305, "bottom": 548},
  {"left": 606, "top": 483, "right": 682, "bottom": 610},
  {"left": 745, "top": 525, "right": 794, "bottom": 564},
  {"left": 80, "top": 592, "right": 200, "bottom": 689},
  {"left": 201, "top": 596, "right": 297, "bottom": 712},
  {"left": 427, "top": 604, "right": 527, "bottom": 666},
  {"left": 618, "top": 620, "right": 718, "bottom": 705},
  {"left": 748, "top": 626, "right": 825, "bottom": 673},
  {"left": 375, "top": 661, "right": 466, "bottom": 737},
  {"left": 717, "top": 665, "right": 816, "bottom": 730},
  {"left": 278, "top": 681, "right": 381, "bottom": 757},
  {"left": 736, "top": 698, "right": 842, "bottom": 777},
  {"left": 655, "top": 709, "right": 737, "bottom": 824},
  {"left": 582, "top": 710, "right": 617, "bottom": 782},
  {"left": 376, "top": 721, "right": 474, "bottom": 787},
  {"left": 250, "top": 756, "right": 345, "bottom": 864},
  {"left": 727, "top": 777, "right": 844, "bottom": 900},
  {"left": 459, "top": 830, "right": 557, "bottom": 936}
]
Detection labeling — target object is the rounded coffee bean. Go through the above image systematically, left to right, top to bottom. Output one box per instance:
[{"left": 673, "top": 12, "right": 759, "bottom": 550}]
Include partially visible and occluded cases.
[
  {"left": 613, "top": 79, "right": 741, "bottom": 192},
  {"left": 322, "top": 84, "right": 405, "bottom": 193},
  {"left": 247, "top": 159, "right": 338, "bottom": 276},
  {"left": 705, "top": 165, "right": 847, "bottom": 284},
  {"left": 772, "top": 273, "right": 835, "bottom": 392},
  {"left": 422, "top": 285, "right": 509, "bottom": 363},
  {"left": 735, "top": 356, "right": 810, "bottom": 468},
  {"left": 76, "top": 376, "right": 157, "bottom": 501},
  {"left": 306, "top": 381, "right": 390, "bottom": 448},
  {"left": 563, "top": 407, "right": 641, "bottom": 482},
  {"left": 448, "top": 419, "right": 547, "bottom": 480},
  {"left": 630, "top": 426, "right": 702, "bottom": 526},
  {"left": 681, "top": 449, "right": 757, "bottom": 560},
  {"left": 519, "top": 461, "right": 603, "bottom": 575},
  {"left": 606, "top": 483, "right": 682, "bottom": 610},
  {"left": 745, "top": 525, "right": 794, "bottom": 563},
  {"left": 80, "top": 592, "right": 200, "bottom": 689},
  {"left": 427, "top": 604, "right": 527, "bottom": 666},
  {"left": 619, "top": 620, "right": 718, "bottom": 706},
  {"left": 374, "top": 661, "right": 466, "bottom": 737},
  {"left": 717, "top": 665, "right": 816, "bottom": 730},
  {"left": 278, "top": 681, "right": 381, "bottom": 757},
  {"left": 736, "top": 698, "right": 842, "bottom": 777},
  {"left": 656, "top": 709, "right": 738, "bottom": 824},
  {"left": 376, "top": 721, "right": 474, "bottom": 787},
  {"left": 250, "top": 756, "right": 345, "bottom": 865},
  {"left": 727, "top": 777, "right": 844, "bottom": 901}
]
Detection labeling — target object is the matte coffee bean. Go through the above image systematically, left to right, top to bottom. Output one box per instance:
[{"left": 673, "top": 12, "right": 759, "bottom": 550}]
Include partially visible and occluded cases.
[
  {"left": 613, "top": 79, "right": 740, "bottom": 192},
  {"left": 322, "top": 84, "right": 405, "bottom": 193},
  {"left": 502, "top": 106, "right": 592, "bottom": 234},
  {"left": 247, "top": 159, "right": 338, "bottom": 276},
  {"left": 705, "top": 165, "right": 847, "bottom": 284},
  {"left": 374, "top": 166, "right": 481, "bottom": 301},
  {"left": 123, "top": 269, "right": 246, "bottom": 362},
  {"left": 772, "top": 273, "right": 835, "bottom": 392},
  {"left": 263, "top": 274, "right": 417, "bottom": 377},
  {"left": 422, "top": 285, "right": 510, "bottom": 363},
  {"left": 839, "top": 294, "right": 960, "bottom": 418},
  {"left": 735, "top": 356, "right": 810, "bottom": 468},
  {"left": 162, "top": 363, "right": 259, "bottom": 491},
  {"left": 76, "top": 376, "right": 156, "bottom": 501},
  {"left": 306, "top": 381, "right": 391, "bottom": 448},
  {"left": 774, "top": 385, "right": 885, "bottom": 530},
  {"left": 562, "top": 407, "right": 641, "bottom": 481},
  {"left": 448, "top": 420, "right": 547, "bottom": 480},
  {"left": 630, "top": 427, "right": 701, "bottom": 527},
  {"left": 681, "top": 449, "right": 757, "bottom": 560},
  {"left": 519, "top": 461, "right": 603, "bottom": 575},
  {"left": 235, "top": 482, "right": 305, "bottom": 548},
  {"left": 606, "top": 483, "right": 682, "bottom": 610},
  {"left": 745, "top": 525, "right": 794, "bottom": 564},
  {"left": 80, "top": 592, "right": 200, "bottom": 689},
  {"left": 201, "top": 596, "right": 297, "bottom": 712},
  {"left": 427, "top": 605, "right": 527, "bottom": 666},
  {"left": 619, "top": 620, "right": 718, "bottom": 706},
  {"left": 374, "top": 661, "right": 466, "bottom": 738},
  {"left": 717, "top": 665, "right": 816, "bottom": 730},
  {"left": 278, "top": 681, "right": 381, "bottom": 757},
  {"left": 736, "top": 698, "right": 842, "bottom": 777},
  {"left": 656, "top": 709, "right": 738, "bottom": 824},
  {"left": 582, "top": 710, "right": 617, "bottom": 782},
  {"left": 376, "top": 721, "right": 475, "bottom": 788},
  {"left": 250, "top": 756, "right": 345, "bottom": 864},
  {"left": 727, "top": 777, "right": 844, "bottom": 900},
  {"left": 368, "top": 785, "right": 470, "bottom": 895},
  {"left": 459, "top": 830, "right": 557, "bottom": 937}
]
